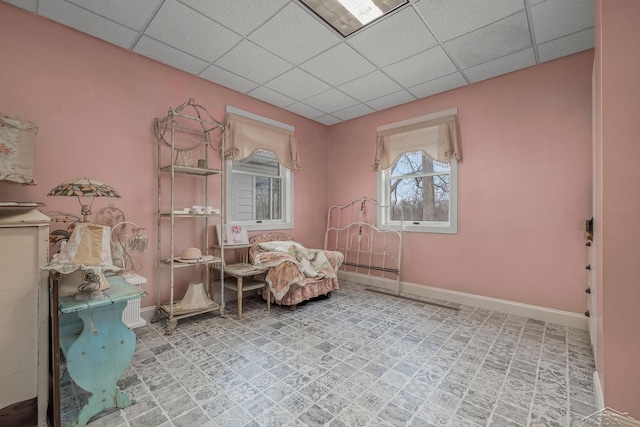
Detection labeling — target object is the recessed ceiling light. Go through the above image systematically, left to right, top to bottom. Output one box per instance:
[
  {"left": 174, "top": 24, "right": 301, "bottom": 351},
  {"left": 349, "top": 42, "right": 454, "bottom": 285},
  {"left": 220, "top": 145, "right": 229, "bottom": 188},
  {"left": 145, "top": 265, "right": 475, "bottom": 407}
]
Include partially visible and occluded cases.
[{"left": 300, "top": 0, "right": 408, "bottom": 37}]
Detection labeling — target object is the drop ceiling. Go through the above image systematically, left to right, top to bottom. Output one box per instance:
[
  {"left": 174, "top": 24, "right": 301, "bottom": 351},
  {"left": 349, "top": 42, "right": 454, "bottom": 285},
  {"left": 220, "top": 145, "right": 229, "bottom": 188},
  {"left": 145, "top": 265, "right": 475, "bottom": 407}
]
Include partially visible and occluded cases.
[{"left": 4, "top": 0, "right": 594, "bottom": 125}]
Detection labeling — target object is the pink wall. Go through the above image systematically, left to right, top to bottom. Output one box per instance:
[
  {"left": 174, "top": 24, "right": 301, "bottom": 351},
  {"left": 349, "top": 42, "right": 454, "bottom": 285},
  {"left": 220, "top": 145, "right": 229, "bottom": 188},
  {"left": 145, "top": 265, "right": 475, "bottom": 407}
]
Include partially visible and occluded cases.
[
  {"left": 5, "top": 0, "right": 638, "bottom": 417},
  {"left": 595, "top": 0, "right": 640, "bottom": 418},
  {"left": 0, "top": 3, "right": 328, "bottom": 308},
  {"left": 0, "top": 3, "right": 598, "bottom": 322},
  {"left": 328, "top": 51, "right": 594, "bottom": 314}
]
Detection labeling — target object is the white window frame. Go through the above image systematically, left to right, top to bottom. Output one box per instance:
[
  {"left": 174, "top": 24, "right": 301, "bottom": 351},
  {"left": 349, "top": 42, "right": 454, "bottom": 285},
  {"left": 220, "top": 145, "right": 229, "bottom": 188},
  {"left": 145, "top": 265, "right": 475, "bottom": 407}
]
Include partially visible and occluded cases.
[
  {"left": 225, "top": 106, "right": 294, "bottom": 231},
  {"left": 376, "top": 109, "right": 458, "bottom": 234}
]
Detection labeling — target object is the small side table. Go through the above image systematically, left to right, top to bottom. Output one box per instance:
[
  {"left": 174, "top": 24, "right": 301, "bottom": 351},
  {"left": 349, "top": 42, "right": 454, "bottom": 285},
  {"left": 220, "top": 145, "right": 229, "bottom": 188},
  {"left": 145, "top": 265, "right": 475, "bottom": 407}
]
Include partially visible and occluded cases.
[
  {"left": 211, "top": 245, "right": 269, "bottom": 320},
  {"left": 223, "top": 263, "right": 269, "bottom": 320},
  {"left": 57, "top": 275, "right": 146, "bottom": 427}
]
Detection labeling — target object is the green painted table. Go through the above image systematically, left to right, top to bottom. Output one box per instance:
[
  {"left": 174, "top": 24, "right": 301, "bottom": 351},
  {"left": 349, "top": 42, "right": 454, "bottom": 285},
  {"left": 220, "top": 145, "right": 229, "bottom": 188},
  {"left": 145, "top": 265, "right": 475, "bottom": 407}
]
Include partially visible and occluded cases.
[{"left": 58, "top": 275, "right": 146, "bottom": 427}]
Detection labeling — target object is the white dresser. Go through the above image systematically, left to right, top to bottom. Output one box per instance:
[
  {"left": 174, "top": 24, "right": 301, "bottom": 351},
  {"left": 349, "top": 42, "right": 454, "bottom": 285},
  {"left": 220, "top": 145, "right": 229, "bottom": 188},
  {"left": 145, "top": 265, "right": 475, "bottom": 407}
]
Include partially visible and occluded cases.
[{"left": 0, "top": 207, "right": 49, "bottom": 426}]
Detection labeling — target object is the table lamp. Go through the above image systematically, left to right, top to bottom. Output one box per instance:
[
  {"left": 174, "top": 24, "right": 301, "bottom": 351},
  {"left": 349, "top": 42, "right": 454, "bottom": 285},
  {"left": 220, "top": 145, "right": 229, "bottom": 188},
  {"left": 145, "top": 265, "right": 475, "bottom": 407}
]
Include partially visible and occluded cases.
[
  {"left": 47, "top": 178, "right": 120, "bottom": 222},
  {"left": 42, "top": 223, "right": 120, "bottom": 300}
]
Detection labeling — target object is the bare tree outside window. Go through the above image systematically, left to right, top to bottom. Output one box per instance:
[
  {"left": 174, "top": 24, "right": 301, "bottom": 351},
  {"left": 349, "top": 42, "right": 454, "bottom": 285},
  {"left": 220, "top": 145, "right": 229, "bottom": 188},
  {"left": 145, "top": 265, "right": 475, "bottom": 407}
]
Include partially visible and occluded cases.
[{"left": 389, "top": 151, "right": 450, "bottom": 222}]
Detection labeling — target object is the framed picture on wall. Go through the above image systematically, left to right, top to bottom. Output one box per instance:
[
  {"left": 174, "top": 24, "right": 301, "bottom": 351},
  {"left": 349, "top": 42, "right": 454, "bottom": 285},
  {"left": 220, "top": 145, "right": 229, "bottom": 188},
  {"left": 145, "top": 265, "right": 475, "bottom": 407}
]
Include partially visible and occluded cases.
[{"left": 216, "top": 224, "right": 249, "bottom": 246}]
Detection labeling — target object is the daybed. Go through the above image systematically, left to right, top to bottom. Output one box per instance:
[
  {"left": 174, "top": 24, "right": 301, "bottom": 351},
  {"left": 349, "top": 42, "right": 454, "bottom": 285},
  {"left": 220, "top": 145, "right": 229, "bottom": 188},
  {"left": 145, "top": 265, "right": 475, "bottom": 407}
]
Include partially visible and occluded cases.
[{"left": 249, "top": 232, "right": 344, "bottom": 309}]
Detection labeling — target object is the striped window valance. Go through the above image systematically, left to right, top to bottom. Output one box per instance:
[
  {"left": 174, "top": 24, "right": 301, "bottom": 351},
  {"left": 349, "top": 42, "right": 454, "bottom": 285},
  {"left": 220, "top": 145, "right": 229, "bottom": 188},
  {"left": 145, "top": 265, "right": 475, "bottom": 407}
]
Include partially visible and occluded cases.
[{"left": 373, "top": 114, "right": 461, "bottom": 171}]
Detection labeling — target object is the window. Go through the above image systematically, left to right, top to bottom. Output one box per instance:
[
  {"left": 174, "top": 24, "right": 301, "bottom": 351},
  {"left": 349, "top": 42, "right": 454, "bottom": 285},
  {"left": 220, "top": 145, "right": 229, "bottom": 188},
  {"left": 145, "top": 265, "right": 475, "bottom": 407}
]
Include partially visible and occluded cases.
[
  {"left": 225, "top": 107, "right": 296, "bottom": 231},
  {"left": 375, "top": 109, "right": 460, "bottom": 234},
  {"left": 228, "top": 150, "right": 293, "bottom": 229},
  {"left": 378, "top": 154, "right": 457, "bottom": 233}
]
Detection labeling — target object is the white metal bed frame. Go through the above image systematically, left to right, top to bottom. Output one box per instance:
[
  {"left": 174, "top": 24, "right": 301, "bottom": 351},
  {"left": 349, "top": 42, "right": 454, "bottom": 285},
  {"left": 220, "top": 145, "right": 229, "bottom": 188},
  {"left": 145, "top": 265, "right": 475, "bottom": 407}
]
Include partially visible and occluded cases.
[{"left": 324, "top": 197, "right": 403, "bottom": 295}]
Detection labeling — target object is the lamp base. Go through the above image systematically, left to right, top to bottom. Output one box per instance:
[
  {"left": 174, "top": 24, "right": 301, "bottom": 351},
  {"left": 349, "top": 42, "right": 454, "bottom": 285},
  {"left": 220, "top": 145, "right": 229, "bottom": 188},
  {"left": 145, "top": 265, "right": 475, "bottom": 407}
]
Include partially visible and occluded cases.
[{"left": 58, "top": 270, "right": 110, "bottom": 298}]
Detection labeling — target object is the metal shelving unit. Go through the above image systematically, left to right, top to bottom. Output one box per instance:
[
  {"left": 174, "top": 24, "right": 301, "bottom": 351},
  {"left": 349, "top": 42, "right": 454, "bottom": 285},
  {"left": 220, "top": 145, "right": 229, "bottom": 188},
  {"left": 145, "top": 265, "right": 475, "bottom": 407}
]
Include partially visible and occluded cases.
[{"left": 153, "top": 99, "right": 226, "bottom": 334}]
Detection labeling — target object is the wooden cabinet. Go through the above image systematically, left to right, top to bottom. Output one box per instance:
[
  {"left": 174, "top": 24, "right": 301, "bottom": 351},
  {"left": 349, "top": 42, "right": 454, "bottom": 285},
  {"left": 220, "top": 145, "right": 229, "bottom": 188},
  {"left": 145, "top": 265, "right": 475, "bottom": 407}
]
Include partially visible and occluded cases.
[{"left": 0, "top": 207, "right": 49, "bottom": 426}]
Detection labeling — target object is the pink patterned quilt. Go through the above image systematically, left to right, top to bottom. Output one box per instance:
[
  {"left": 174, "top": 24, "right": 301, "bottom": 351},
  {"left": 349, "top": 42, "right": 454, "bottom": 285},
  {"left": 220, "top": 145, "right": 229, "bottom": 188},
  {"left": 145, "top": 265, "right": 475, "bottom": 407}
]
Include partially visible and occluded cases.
[{"left": 249, "top": 233, "right": 344, "bottom": 307}]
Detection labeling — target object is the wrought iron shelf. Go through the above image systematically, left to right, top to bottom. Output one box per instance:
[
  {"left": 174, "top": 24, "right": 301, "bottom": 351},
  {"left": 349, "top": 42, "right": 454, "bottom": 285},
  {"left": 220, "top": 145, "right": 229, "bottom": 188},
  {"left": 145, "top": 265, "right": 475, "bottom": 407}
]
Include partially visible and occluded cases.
[
  {"left": 155, "top": 98, "right": 226, "bottom": 335},
  {"left": 160, "top": 165, "right": 222, "bottom": 176},
  {"left": 159, "top": 212, "right": 222, "bottom": 218},
  {"left": 160, "top": 257, "right": 222, "bottom": 267}
]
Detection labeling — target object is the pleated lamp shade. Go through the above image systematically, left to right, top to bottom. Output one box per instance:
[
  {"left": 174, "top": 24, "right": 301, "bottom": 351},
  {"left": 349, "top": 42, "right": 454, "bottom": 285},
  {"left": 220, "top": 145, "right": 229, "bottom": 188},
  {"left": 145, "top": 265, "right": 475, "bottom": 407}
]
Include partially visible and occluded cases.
[{"left": 42, "top": 223, "right": 120, "bottom": 297}]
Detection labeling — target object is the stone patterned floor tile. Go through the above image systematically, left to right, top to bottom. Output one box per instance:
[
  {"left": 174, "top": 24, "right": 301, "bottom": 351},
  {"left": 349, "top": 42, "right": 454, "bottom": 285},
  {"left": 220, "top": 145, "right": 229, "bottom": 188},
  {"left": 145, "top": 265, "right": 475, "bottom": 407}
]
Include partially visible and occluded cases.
[{"left": 59, "top": 281, "right": 596, "bottom": 427}]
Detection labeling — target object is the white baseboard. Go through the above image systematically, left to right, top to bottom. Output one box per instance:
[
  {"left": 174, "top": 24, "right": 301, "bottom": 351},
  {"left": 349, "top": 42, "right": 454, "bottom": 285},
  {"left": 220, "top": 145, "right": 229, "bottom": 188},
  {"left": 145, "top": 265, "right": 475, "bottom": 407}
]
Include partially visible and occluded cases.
[
  {"left": 338, "top": 271, "right": 588, "bottom": 330},
  {"left": 141, "top": 306, "right": 156, "bottom": 325},
  {"left": 594, "top": 370, "right": 605, "bottom": 411}
]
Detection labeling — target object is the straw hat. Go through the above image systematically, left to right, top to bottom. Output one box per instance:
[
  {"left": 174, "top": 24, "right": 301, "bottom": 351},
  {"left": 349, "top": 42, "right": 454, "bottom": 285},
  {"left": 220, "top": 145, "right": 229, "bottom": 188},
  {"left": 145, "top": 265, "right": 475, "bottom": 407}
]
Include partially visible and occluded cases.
[
  {"left": 175, "top": 247, "right": 214, "bottom": 263},
  {"left": 181, "top": 247, "right": 201, "bottom": 259}
]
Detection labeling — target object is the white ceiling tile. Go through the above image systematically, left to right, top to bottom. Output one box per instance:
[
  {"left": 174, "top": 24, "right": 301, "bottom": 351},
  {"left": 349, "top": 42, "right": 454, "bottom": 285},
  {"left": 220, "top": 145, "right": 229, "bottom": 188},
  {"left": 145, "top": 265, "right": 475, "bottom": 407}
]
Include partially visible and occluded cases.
[
  {"left": 4, "top": 0, "right": 37, "bottom": 13},
  {"left": 18, "top": 0, "right": 597, "bottom": 125},
  {"left": 39, "top": 0, "right": 138, "bottom": 49},
  {"left": 65, "top": 0, "right": 163, "bottom": 31},
  {"left": 144, "top": 0, "right": 241, "bottom": 63},
  {"left": 179, "top": 0, "right": 290, "bottom": 36},
  {"left": 416, "top": 0, "right": 525, "bottom": 42},
  {"left": 532, "top": 0, "right": 594, "bottom": 44},
  {"left": 249, "top": 2, "right": 340, "bottom": 65},
  {"left": 348, "top": 7, "right": 437, "bottom": 68},
  {"left": 445, "top": 11, "right": 531, "bottom": 68},
  {"left": 538, "top": 28, "right": 594, "bottom": 63},
  {"left": 134, "top": 36, "right": 208, "bottom": 74},
  {"left": 214, "top": 40, "right": 292, "bottom": 84},
  {"left": 300, "top": 43, "right": 376, "bottom": 87},
  {"left": 383, "top": 46, "right": 457, "bottom": 88},
  {"left": 464, "top": 48, "right": 536, "bottom": 83},
  {"left": 199, "top": 64, "right": 259, "bottom": 94},
  {"left": 265, "top": 68, "right": 331, "bottom": 100},
  {"left": 339, "top": 71, "right": 403, "bottom": 102},
  {"left": 408, "top": 72, "right": 468, "bottom": 98},
  {"left": 247, "top": 86, "right": 296, "bottom": 108},
  {"left": 303, "top": 89, "right": 359, "bottom": 114},
  {"left": 366, "top": 90, "right": 416, "bottom": 111},
  {"left": 285, "top": 102, "right": 325, "bottom": 120},
  {"left": 332, "top": 104, "right": 376, "bottom": 121},
  {"left": 315, "top": 115, "right": 342, "bottom": 126}
]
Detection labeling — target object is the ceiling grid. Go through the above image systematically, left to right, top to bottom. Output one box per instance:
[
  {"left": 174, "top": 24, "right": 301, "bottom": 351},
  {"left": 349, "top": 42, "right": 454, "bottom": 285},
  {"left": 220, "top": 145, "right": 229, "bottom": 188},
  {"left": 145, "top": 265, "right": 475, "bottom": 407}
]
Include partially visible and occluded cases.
[{"left": 2, "top": 0, "right": 595, "bottom": 125}]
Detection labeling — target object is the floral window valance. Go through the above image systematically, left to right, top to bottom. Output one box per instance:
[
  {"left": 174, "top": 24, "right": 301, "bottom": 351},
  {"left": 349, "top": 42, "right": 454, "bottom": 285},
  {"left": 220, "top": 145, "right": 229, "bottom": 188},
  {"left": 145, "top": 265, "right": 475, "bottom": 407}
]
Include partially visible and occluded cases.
[
  {"left": 225, "top": 113, "right": 300, "bottom": 171},
  {"left": 373, "top": 114, "right": 461, "bottom": 171}
]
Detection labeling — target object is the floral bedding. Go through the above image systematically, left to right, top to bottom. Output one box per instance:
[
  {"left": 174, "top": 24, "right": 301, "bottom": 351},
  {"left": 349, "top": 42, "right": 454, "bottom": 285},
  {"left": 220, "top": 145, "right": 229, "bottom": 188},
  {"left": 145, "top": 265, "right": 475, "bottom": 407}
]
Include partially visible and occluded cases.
[{"left": 249, "top": 233, "right": 344, "bottom": 307}]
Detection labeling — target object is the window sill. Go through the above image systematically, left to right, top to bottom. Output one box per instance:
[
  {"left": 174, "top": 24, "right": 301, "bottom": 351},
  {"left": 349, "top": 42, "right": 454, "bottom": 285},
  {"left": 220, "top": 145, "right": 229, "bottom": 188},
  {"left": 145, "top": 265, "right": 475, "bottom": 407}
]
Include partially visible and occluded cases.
[{"left": 382, "top": 222, "right": 457, "bottom": 234}]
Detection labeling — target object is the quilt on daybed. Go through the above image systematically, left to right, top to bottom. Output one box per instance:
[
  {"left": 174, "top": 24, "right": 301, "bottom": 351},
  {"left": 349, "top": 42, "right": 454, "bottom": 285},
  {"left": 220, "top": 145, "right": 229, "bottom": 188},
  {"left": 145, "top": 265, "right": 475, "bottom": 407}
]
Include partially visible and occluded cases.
[{"left": 253, "top": 240, "right": 341, "bottom": 300}]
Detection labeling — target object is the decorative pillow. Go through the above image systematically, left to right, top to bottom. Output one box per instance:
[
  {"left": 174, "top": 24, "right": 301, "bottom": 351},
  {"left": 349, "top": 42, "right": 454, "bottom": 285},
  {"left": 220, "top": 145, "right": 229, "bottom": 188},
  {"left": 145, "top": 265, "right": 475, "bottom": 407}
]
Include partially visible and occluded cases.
[
  {"left": 0, "top": 113, "right": 38, "bottom": 185},
  {"left": 249, "top": 232, "right": 293, "bottom": 261}
]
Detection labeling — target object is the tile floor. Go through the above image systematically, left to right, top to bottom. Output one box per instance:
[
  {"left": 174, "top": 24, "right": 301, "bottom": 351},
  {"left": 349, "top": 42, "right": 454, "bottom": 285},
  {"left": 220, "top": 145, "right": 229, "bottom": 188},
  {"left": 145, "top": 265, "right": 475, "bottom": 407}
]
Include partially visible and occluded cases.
[{"left": 60, "top": 281, "right": 599, "bottom": 427}]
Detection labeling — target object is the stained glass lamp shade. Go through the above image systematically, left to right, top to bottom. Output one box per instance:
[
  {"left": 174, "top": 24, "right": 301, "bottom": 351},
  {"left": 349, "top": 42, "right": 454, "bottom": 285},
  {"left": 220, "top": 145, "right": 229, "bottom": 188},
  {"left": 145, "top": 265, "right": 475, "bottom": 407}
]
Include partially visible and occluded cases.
[{"left": 47, "top": 178, "right": 120, "bottom": 222}]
